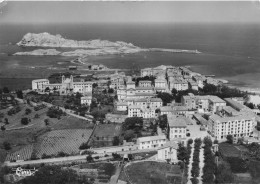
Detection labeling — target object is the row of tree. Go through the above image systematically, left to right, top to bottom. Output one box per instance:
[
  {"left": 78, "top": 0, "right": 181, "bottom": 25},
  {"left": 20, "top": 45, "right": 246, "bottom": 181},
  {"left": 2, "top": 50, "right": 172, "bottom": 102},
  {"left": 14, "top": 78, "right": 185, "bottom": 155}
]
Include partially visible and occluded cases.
[
  {"left": 202, "top": 137, "right": 215, "bottom": 183},
  {"left": 191, "top": 138, "right": 202, "bottom": 184}
]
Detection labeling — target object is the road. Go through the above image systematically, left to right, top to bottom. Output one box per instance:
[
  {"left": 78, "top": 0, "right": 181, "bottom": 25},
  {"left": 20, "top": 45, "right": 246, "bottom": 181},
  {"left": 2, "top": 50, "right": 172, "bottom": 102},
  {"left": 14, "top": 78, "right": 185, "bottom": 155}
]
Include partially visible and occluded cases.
[{"left": 4, "top": 154, "right": 112, "bottom": 167}]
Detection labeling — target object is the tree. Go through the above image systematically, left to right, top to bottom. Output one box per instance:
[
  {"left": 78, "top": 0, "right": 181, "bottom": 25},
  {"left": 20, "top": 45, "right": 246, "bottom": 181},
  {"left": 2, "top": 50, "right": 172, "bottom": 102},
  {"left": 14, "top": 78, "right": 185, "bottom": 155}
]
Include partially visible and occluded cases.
[
  {"left": 92, "top": 83, "right": 98, "bottom": 88},
  {"left": 201, "top": 83, "right": 217, "bottom": 93},
  {"left": 3, "top": 87, "right": 9, "bottom": 94},
  {"left": 108, "top": 88, "right": 114, "bottom": 93},
  {"left": 171, "top": 88, "right": 178, "bottom": 97},
  {"left": 16, "top": 90, "right": 23, "bottom": 99},
  {"left": 157, "top": 92, "right": 174, "bottom": 105},
  {"left": 245, "top": 102, "right": 254, "bottom": 109},
  {"left": 25, "top": 108, "right": 32, "bottom": 115},
  {"left": 34, "top": 113, "right": 40, "bottom": 118},
  {"left": 158, "top": 114, "right": 168, "bottom": 130},
  {"left": 21, "top": 117, "right": 29, "bottom": 125},
  {"left": 122, "top": 117, "right": 143, "bottom": 132},
  {"left": 4, "top": 118, "right": 9, "bottom": 125},
  {"left": 44, "top": 119, "right": 49, "bottom": 126},
  {"left": 1, "top": 126, "right": 6, "bottom": 131},
  {"left": 123, "top": 130, "right": 135, "bottom": 142},
  {"left": 226, "top": 135, "right": 233, "bottom": 144},
  {"left": 112, "top": 136, "right": 120, "bottom": 146},
  {"left": 188, "top": 139, "right": 194, "bottom": 145},
  {"left": 213, "top": 139, "right": 219, "bottom": 144},
  {"left": 3, "top": 141, "right": 11, "bottom": 150},
  {"left": 79, "top": 142, "right": 90, "bottom": 150},
  {"left": 177, "top": 143, "right": 188, "bottom": 163},
  {"left": 57, "top": 151, "right": 68, "bottom": 157},
  {"left": 112, "top": 153, "right": 121, "bottom": 160},
  {"left": 86, "top": 154, "right": 93, "bottom": 162},
  {"left": 20, "top": 165, "right": 77, "bottom": 184},
  {"left": 190, "top": 177, "right": 199, "bottom": 184}
]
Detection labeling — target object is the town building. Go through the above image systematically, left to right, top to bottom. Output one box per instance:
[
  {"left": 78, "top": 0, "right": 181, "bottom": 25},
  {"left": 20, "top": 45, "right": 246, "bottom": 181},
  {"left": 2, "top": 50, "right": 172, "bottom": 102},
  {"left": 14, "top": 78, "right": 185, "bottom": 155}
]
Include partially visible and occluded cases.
[
  {"left": 34, "top": 75, "right": 93, "bottom": 95},
  {"left": 32, "top": 79, "right": 50, "bottom": 91},
  {"left": 139, "top": 80, "right": 152, "bottom": 87},
  {"left": 182, "top": 94, "right": 226, "bottom": 113},
  {"left": 80, "top": 95, "right": 92, "bottom": 105},
  {"left": 116, "top": 101, "right": 128, "bottom": 111},
  {"left": 208, "top": 113, "right": 256, "bottom": 140},
  {"left": 168, "top": 115, "right": 187, "bottom": 140},
  {"left": 136, "top": 135, "right": 167, "bottom": 150},
  {"left": 157, "top": 141, "right": 178, "bottom": 163}
]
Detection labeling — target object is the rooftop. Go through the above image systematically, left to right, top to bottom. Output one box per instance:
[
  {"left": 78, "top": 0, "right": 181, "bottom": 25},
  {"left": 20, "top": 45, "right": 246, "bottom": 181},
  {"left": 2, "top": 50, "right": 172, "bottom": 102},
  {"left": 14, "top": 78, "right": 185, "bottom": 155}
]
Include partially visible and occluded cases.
[
  {"left": 32, "top": 79, "right": 49, "bottom": 82},
  {"left": 139, "top": 80, "right": 152, "bottom": 83},
  {"left": 136, "top": 86, "right": 154, "bottom": 90},
  {"left": 224, "top": 98, "right": 250, "bottom": 111},
  {"left": 160, "top": 106, "right": 174, "bottom": 112},
  {"left": 209, "top": 113, "right": 255, "bottom": 122},
  {"left": 167, "top": 115, "right": 187, "bottom": 127},
  {"left": 137, "top": 135, "right": 166, "bottom": 142},
  {"left": 158, "top": 141, "right": 179, "bottom": 150}
]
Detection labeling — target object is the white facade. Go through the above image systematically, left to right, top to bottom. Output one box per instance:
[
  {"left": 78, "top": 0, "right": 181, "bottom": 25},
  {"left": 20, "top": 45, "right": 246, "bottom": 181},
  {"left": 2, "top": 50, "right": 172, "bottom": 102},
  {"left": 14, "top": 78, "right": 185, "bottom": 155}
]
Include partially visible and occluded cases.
[
  {"left": 33, "top": 75, "right": 93, "bottom": 95},
  {"left": 32, "top": 79, "right": 49, "bottom": 90},
  {"left": 139, "top": 80, "right": 152, "bottom": 87},
  {"left": 81, "top": 96, "right": 92, "bottom": 105},
  {"left": 116, "top": 102, "right": 128, "bottom": 111},
  {"left": 128, "top": 105, "right": 142, "bottom": 117},
  {"left": 208, "top": 114, "right": 256, "bottom": 140},
  {"left": 168, "top": 115, "right": 187, "bottom": 140},
  {"left": 136, "top": 135, "right": 167, "bottom": 150},
  {"left": 157, "top": 142, "right": 178, "bottom": 163}
]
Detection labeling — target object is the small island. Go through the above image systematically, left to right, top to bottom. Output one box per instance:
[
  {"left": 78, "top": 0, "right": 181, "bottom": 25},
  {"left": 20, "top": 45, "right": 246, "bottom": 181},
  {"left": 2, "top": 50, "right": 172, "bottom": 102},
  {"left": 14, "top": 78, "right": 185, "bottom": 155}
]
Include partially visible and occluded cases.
[{"left": 14, "top": 32, "right": 201, "bottom": 57}]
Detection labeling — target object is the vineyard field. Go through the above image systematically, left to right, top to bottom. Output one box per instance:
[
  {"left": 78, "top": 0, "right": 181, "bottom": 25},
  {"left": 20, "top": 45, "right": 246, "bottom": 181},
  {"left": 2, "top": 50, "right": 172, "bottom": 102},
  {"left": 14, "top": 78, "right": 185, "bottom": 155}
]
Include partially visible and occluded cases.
[
  {"left": 36, "top": 129, "right": 93, "bottom": 158},
  {"left": 5, "top": 145, "right": 33, "bottom": 162}
]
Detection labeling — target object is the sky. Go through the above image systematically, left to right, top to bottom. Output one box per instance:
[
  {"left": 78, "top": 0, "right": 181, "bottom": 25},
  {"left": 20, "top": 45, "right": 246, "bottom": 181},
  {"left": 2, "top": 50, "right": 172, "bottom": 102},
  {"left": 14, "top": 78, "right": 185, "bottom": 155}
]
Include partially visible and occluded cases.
[{"left": 1, "top": 1, "right": 260, "bottom": 24}]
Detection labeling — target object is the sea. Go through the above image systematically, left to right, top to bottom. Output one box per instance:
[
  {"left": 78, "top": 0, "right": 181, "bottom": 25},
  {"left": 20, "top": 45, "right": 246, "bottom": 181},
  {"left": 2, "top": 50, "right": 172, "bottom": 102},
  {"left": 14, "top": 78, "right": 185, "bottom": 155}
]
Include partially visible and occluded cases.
[{"left": 1, "top": 23, "right": 260, "bottom": 91}]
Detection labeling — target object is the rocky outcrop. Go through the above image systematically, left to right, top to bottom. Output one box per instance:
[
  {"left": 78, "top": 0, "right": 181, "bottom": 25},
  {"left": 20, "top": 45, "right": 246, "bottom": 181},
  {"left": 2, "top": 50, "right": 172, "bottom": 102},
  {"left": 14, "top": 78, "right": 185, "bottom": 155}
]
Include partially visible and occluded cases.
[{"left": 17, "top": 32, "right": 140, "bottom": 49}]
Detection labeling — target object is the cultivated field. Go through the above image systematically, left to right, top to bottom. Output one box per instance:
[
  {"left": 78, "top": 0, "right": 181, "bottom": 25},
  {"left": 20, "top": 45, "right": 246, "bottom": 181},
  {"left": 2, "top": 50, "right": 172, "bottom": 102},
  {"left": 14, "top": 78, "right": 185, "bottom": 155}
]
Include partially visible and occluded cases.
[
  {"left": 0, "top": 99, "right": 94, "bottom": 162},
  {"left": 36, "top": 129, "right": 93, "bottom": 157},
  {"left": 5, "top": 144, "right": 33, "bottom": 162},
  {"left": 124, "top": 161, "right": 182, "bottom": 184}
]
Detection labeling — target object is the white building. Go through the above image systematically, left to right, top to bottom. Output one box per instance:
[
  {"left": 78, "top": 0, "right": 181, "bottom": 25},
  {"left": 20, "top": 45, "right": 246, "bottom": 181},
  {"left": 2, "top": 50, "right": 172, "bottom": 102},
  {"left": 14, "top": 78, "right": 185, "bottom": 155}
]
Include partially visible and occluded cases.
[
  {"left": 34, "top": 75, "right": 93, "bottom": 95},
  {"left": 154, "top": 78, "right": 167, "bottom": 92},
  {"left": 168, "top": 78, "right": 189, "bottom": 91},
  {"left": 32, "top": 79, "right": 50, "bottom": 91},
  {"left": 139, "top": 80, "right": 152, "bottom": 87},
  {"left": 182, "top": 94, "right": 226, "bottom": 113},
  {"left": 81, "top": 95, "right": 92, "bottom": 106},
  {"left": 116, "top": 102, "right": 128, "bottom": 111},
  {"left": 128, "top": 105, "right": 142, "bottom": 117},
  {"left": 208, "top": 113, "right": 256, "bottom": 140},
  {"left": 168, "top": 115, "right": 187, "bottom": 140},
  {"left": 136, "top": 135, "right": 167, "bottom": 150},
  {"left": 157, "top": 141, "right": 178, "bottom": 163}
]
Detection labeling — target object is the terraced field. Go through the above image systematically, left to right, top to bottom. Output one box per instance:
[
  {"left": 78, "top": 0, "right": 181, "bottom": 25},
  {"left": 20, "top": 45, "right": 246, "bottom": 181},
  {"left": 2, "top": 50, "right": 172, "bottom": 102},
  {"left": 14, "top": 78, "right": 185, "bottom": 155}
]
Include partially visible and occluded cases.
[{"left": 36, "top": 129, "right": 93, "bottom": 157}]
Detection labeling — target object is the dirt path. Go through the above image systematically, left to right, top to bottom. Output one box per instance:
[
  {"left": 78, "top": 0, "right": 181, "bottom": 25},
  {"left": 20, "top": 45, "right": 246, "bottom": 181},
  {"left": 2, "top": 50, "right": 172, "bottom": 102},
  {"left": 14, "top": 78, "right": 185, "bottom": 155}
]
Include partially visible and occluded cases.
[
  {"left": 198, "top": 146, "right": 205, "bottom": 184},
  {"left": 110, "top": 162, "right": 122, "bottom": 184}
]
